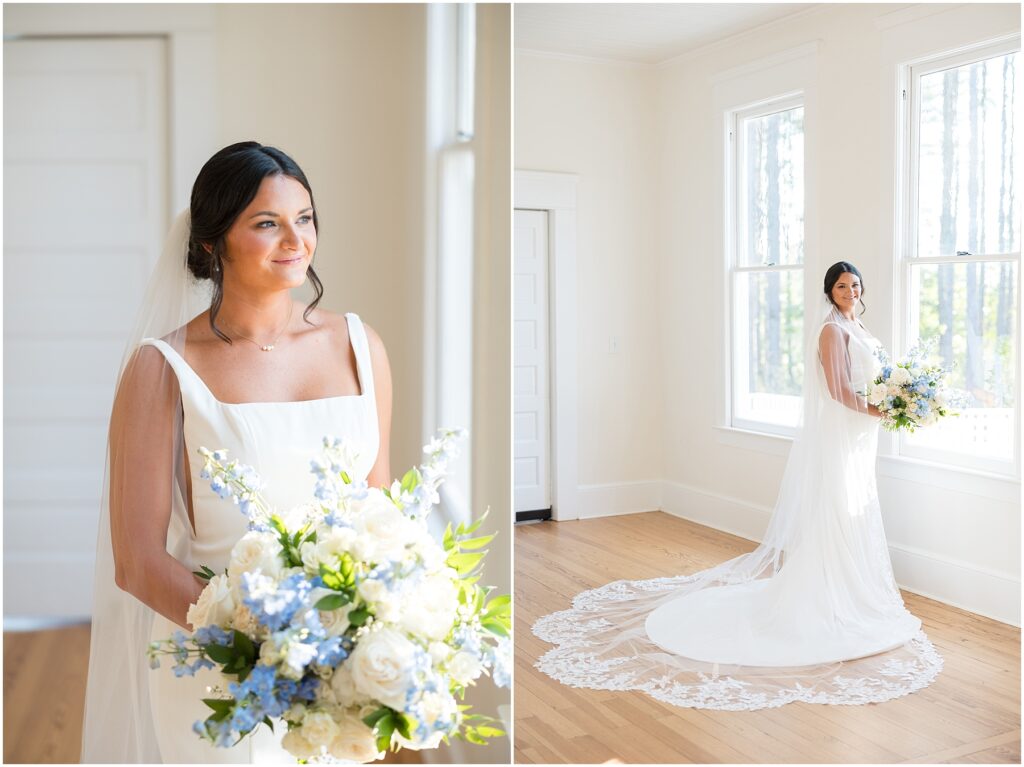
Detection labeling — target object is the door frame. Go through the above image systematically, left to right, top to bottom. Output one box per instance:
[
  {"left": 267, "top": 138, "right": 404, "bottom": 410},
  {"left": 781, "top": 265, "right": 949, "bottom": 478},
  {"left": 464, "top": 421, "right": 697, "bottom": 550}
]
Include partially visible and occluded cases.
[
  {"left": 4, "top": 4, "right": 218, "bottom": 215},
  {"left": 514, "top": 169, "right": 578, "bottom": 521}
]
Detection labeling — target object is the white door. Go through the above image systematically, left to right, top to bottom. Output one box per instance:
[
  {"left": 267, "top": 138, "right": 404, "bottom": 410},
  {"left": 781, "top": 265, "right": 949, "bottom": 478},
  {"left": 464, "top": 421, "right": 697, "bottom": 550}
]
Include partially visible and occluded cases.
[
  {"left": 3, "top": 37, "right": 168, "bottom": 619},
  {"left": 513, "top": 209, "right": 551, "bottom": 513}
]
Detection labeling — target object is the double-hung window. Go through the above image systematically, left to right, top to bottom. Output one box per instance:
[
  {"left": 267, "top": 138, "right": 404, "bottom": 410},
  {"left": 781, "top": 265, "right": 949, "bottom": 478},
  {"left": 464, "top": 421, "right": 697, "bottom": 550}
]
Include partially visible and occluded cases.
[
  {"left": 899, "top": 39, "right": 1020, "bottom": 476},
  {"left": 729, "top": 96, "right": 806, "bottom": 435}
]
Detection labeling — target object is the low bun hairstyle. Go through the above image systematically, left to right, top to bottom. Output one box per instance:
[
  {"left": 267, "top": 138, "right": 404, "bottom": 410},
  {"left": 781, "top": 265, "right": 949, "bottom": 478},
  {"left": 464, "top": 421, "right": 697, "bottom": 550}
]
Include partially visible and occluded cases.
[
  {"left": 187, "top": 141, "right": 324, "bottom": 343},
  {"left": 823, "top": 261, "right": 866, "bottom": 315}
]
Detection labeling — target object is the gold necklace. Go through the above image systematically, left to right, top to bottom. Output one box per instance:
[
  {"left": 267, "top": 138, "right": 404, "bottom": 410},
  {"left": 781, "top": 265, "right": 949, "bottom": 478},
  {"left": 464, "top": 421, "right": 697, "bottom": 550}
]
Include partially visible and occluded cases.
[{"left": 224, "top": 302, "right": 293, "bottom": 352}]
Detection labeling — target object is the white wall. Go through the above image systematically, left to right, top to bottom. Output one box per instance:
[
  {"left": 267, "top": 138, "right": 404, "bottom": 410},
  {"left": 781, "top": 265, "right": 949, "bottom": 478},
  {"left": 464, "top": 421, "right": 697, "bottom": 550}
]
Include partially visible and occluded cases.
[
  {"left": 515, "top": 3, "right": 1021, "bottom": 625},
  {"left": 515, "top": 53, "right": 664, "bottom": 489}
]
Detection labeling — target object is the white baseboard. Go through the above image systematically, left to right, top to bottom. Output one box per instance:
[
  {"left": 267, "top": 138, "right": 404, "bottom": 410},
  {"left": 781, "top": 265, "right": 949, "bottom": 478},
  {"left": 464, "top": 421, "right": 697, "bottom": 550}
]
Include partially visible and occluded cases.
[
  {"left": 578, "top": 479, "right": 1021, "bottom": 627},
  {"left": 576, "top": 480, "right": 663, "bottom": 519}
]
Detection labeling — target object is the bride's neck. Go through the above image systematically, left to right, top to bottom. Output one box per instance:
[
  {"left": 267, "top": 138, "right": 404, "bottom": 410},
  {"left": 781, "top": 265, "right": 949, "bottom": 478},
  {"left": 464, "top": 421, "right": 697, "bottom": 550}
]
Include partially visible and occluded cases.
[{"left": 215, "top": 291, "right": 294, "bottom": 338}]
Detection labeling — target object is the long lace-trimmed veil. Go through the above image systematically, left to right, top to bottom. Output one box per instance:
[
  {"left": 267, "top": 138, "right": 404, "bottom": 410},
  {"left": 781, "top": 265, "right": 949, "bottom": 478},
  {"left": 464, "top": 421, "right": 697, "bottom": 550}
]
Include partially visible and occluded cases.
[
  {"left": 81, "top": 209, "right": 211, "bottom": 761},
  {"left": 532, "top": 297, "right": 942, "bottom": 709}
]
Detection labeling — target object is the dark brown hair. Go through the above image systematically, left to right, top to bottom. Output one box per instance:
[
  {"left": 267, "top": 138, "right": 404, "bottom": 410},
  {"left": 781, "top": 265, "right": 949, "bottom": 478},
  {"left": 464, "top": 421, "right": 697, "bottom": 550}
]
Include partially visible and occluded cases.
[
  {"left": 187, "top": 141, "right": 324, "bottom": 343},
  {"left": 823, "top": 261, "right": 866, "bottom": 315}
]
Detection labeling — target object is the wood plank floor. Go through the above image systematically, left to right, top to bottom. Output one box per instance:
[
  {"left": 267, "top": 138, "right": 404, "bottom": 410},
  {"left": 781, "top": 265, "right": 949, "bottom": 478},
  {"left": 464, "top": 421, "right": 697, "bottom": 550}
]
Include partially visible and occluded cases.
[
  {"left": 515, "top": 512, "right": 1021, "bottom": 764},
  {"left": 3, "top": 624, "right": 426, "bottom": 763}
]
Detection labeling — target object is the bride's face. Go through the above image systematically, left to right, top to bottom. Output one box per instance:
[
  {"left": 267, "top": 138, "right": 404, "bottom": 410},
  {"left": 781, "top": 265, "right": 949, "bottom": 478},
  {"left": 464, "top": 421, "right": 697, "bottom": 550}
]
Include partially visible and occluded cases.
[
  {"left": 221, "top": 174, "right": 317, "bottom": 292},
  {"left": 830, "top": 271, "right": 862, "bottom": 314}
]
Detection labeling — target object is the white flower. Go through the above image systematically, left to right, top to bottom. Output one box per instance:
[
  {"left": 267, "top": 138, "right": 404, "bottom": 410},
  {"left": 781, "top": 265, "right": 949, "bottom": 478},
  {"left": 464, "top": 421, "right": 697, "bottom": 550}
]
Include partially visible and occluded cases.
[
  {"left": 890, "top": 367, "right": 913, "bottom": 386},
  {"left": 867, "top": 382, "right": 888, "bottom": 406},
  {"left": 887, "top": 383, "right": 903, "bottom": 398},
  {"left": 350, "top": 494, "right": 418, "bottom": 562},
  {"left": 316, "top": 526, "right": 358, "bottom": 567},
  {"left": 412, "top": 531, "right": 447, "bottom": 572},
  {"left": 228, "top": 532, "right": 283, "bottom": 600},
  {"left": 399, "top": 571, "right": 459, "bottom": 641},
  {"left": 186, "top": 574, "right": 235, "bottom": 630},
  {"left": 357, "top": 578, "right": 389, "bottom": 605},
  {"left": 319, "top": 602, "right": 355, "bottom": 638},
  {"left": 230, "top": 603, "right": 264, "bottom": 640},
  {"left": 348, "top": 627, "right": 418, "bottom": 710},
  {"left": 259, "top": 636, "right": 283, "bottom": 665},
  {"left": 281, "top": 641, "right": 318, "bottom": 680},
  {"left": 429, "top": 641, "right": 452, "bottom": 664},
  {"left": 448, "top": 650, "right": 483, "bottom": 685},
  {"left": 329, "top": 663, "right": 371, "bottom": 707},
  {"left": 285, "top": 703, "right": 307, "bottom": 724},
  {"left": 329, "top": 709, "right": 382, "bottom": 763},
  {"left": 301, "top": 710, "right": 340, "bottom": 749},
  {"left": 281, "top": 728, "right": 320, "bottom": 760},
  {"left": 393, "top": 731, "right": 445, "bottom": 751}
]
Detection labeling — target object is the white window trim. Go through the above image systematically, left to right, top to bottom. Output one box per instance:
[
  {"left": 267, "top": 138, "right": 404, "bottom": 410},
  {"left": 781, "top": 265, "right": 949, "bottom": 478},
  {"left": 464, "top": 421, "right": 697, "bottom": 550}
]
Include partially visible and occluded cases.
[
  {"left": 894, "top": 34, "right": 1022, "bottom": 479},
  {"left": 726, "top": 93, "right": 807, "bottom": 438}
]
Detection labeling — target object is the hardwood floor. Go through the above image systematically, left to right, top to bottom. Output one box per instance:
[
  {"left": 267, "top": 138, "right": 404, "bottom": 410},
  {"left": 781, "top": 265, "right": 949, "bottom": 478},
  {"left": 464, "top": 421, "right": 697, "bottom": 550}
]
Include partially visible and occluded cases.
[{"left": 515, "top": 512, "right": 1022, "bottom": 764}]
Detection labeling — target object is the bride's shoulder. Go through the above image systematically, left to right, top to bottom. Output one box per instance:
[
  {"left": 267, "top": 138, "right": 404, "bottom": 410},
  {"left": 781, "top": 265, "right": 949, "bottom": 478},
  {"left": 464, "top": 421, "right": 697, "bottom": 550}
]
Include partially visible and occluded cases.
[{"left": 308, "top": 307, "right": 385, "bottom": 348}]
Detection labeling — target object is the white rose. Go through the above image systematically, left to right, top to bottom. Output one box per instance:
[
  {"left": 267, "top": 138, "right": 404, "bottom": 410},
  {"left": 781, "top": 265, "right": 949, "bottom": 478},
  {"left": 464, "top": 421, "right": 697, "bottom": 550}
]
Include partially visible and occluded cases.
[
  {"left": 890, "top": 367, "right": 913, "bottom": 386},
  {"left": 867, "top": 382, "right": 888, "bottom": 406},
  {"left": 887, "top": 383, "right": 903, "bottom": 398},
  {"left": 351, "top": 495, "right": 417, "bottom": 562},
  {"left": 316, "top": 527, "right": 358, "bottom": 567},
  {"left": 410, "top": 530, "right": 447, "bottom": 572},
  {"left": 228, "top": 532, "right": 283, "bottom": 598},
  {"left": 300, "top": 541, "right": 319, "bottom": 574},
  {"left": 399, "top": 571, "right": 459, "bottom": 640},
  {"left": 186, "top": 573, "right": 235, "bottom": 630},
  {"left": 357, "top": 578, "right": 389, "bottom": 605},
  {"left": 319, "top": 602, "right": 354, "bottom": 638},
  {"left": 348, "top": 627, "right": 418, "bottom": 710},
  {"left": 447, "top": 650, "right": 483, "bottom": 685},
  {"left": 329, "top": 663, "right": 370, "bottom": 707},
  {"left": 285, "top": 703, "right": 307, "bottom": 724},
  {"left": 329, "top": 709, "right": 383, "bottom": 763},
  {"left": 300, "top": 710, "right": 340, "bottom": 749},
  {"left": 281, "top": 728, "right": 319, "bottom": 760}
]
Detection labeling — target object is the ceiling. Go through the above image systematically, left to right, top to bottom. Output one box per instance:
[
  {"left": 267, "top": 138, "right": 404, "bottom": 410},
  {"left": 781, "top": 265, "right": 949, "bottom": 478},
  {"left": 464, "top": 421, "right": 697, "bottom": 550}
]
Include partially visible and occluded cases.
[{"left": 515, "top": 3, "right": 820, "bottom": 65}]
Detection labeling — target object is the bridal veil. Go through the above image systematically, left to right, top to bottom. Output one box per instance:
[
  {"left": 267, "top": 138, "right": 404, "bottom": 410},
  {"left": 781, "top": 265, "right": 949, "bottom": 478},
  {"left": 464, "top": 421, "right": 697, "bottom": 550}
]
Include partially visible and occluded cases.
[
  {"left": 81, "top": 209, "right": 209, "bottom": 761},
  {"left": 533, "top": 298, "right": 942, "bottom": 709}
]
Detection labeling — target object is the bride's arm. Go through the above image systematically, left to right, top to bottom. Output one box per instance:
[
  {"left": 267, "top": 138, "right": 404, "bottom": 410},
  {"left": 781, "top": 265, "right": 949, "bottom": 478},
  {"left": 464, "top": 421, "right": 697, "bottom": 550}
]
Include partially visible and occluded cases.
[
  {"left": 363, "top": 323, "right": 393, "bottom": 488},
  {"left": 818, "top": 324, "right": 881, "bottom": 417},
  {"left": 108, "top": 346, "right": 205, "bottom": 630}
]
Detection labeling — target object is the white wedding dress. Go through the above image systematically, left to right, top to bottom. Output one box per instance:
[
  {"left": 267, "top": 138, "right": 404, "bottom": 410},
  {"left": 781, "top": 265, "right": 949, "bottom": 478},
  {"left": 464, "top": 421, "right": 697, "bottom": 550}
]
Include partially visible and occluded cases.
[{"left": 533, "top": 308, "right": 942, "bottom": 710}]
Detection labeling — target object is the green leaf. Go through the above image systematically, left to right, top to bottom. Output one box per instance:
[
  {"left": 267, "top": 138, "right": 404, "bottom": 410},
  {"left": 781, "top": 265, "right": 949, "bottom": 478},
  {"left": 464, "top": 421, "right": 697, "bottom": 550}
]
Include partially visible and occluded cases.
[
  {"left": 400, "top": 467, "right": 421, "bottom": 494},
  {"left": 269, "top": 515, "right": 288, "bottom": 535},
  {"left": 442, "top": 522, "right": 455, "bottom": 551},
  {"left": 456, "top": 534, "right": 495, "bottom": 550},
  {"left": 446, "top": 551, "right": 484, "bottom": 575},
  {"left": 315, "top": 593, "right": 350, "bottom": 611},
  {"left": 348, "top": 606, "right": 371, "bottom": 627},
  {"left": 480, "top": 620, "right": 509, "bottom": 638},
  {"left": 233, "top": 630, "right": 255, "bottom": 662},
  {"left": 205, "top": 643, "right": 235, "bottom": 665},
  {"left": 202, "top": 698, "right": 233, "bottom": 714},
  {"left": 361, "top": 707, "right": 391, "bottom": 729},
  {"left": 396, "top": 713, "right": 415, "bottom": 739},
  {"left": 374, "top": 714, "right": 396, "bottom": 752},
  {"left": 263, "top": 715, "right": 274, "bottom": 732},
  {"left": 476, "top": 725, "right": 505, "bottom": 738}
]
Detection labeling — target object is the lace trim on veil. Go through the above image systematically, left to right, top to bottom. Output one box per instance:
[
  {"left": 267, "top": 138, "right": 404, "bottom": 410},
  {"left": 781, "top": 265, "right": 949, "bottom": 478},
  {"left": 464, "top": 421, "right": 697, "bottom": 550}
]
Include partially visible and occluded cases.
[{"left": 532, "top": 574, "right": 942, "bottom": 711}]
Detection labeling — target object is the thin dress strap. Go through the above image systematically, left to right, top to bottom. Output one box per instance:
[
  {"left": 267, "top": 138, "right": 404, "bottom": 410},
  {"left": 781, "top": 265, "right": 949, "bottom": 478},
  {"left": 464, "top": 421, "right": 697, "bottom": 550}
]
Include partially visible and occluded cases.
[
  {"left": 345, "top": 313, "right": 375, "bottom": 400},
  {"left": 137, "top": 337, "right": 213, "bottom": 404}
]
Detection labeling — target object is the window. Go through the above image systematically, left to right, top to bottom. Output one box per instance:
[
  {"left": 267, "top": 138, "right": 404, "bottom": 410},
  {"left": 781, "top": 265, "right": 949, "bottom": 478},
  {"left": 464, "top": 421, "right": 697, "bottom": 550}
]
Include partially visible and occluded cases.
[
  {"left": 900, "top": 40, "right": 1020, "bottom": 475},
  {"left": 729, "top": 96, "right": 806, "bottom": 434}
]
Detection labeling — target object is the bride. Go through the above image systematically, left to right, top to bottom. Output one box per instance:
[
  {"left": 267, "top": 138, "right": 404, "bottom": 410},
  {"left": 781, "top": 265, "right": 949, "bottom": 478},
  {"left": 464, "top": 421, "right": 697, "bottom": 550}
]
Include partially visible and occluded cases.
[
  {"left": 80, "top": 142, "right": 393, "bottom": 761},
  {"left": 533, "top": 262, "right": 942, "bottom": 710}
]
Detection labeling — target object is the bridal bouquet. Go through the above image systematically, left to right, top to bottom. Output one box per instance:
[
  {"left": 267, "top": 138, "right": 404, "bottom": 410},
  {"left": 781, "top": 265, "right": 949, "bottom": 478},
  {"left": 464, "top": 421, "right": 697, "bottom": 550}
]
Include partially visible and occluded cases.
[
  {"left": 864, "top": 344, "right": 956, "bottom": 432},
  {"left": 147, "top": 429, "right": 510, "bottom": 762}
]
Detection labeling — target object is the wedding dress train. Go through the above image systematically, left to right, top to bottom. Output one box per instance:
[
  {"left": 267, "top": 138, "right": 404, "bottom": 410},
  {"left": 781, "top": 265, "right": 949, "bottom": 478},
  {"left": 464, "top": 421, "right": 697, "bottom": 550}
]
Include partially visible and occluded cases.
[{"left": 533, "top": 308, "right": 942, "bottom": 710}]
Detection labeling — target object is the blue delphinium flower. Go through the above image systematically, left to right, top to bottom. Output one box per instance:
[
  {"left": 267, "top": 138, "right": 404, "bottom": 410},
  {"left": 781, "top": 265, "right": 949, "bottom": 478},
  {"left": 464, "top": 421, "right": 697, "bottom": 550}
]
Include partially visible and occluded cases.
[{"left": 242, "top": 572, "right": 312, "bottom": 632}]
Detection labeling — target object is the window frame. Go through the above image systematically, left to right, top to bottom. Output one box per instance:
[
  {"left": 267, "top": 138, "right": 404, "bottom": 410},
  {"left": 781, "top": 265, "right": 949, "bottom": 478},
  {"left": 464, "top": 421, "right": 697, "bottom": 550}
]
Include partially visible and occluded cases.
[
  {"left": 895, "top": 35, "right": 1021, "bottom": 478},
  {"left": 726, "top": 92, "right": 807, "bottom": 437}
]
